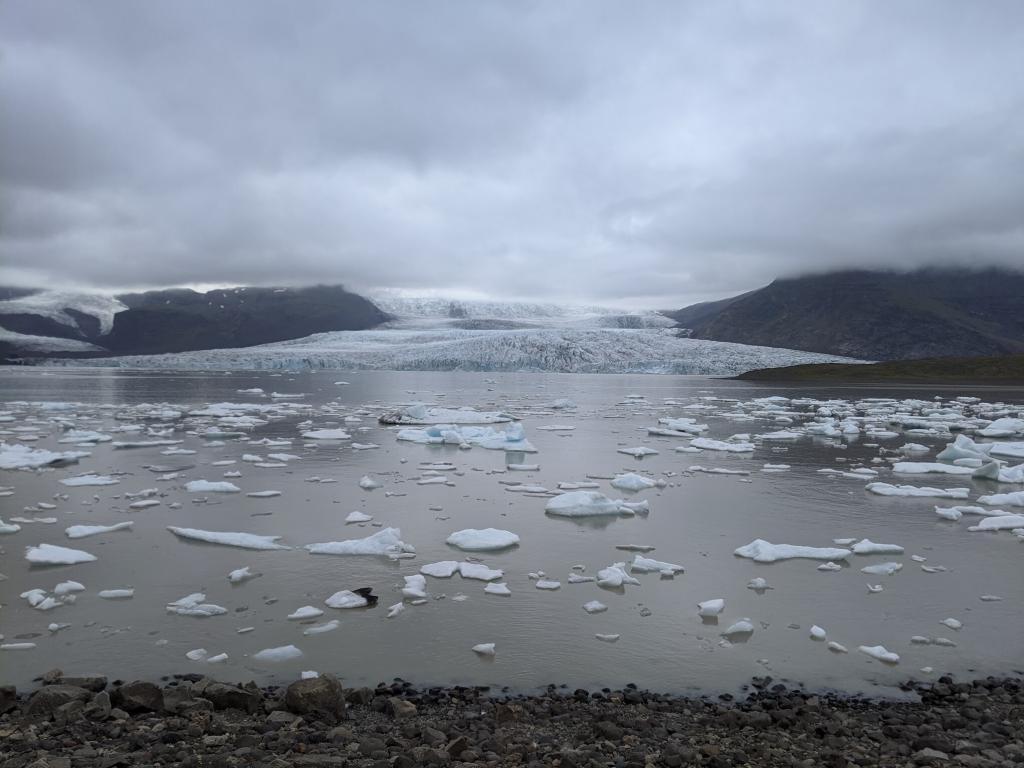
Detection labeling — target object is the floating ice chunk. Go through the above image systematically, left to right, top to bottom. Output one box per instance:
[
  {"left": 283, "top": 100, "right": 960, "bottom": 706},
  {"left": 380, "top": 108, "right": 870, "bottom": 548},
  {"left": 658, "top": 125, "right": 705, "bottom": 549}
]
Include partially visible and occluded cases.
[
  {"left": 381, "top": 405, "right": 512, "bottom": 425},
  {"left": 657, "top": 417, "right": 707, "bottom": 434},
  {"left": 978, "top": 417, "right": 1024, "bottom": 438},
  {"left": 302, "top": 429, "right": 352, "bottom": 440},
  {"left": 58, "top": 430, "right": 112, "bottom": 444},
  {"left": 756, "top": 431, "right": 802, "bottom": 440},
  {"left": 690, "top": 438, "right": 755, "bottom": 452},
  {"left": 0, "top": 443, "right": 90, "bottom": 470},
  {"left": 898, "top": 443, "right": 931, "bottom": 455},
  {"left": 617, "top": 447, "right": 659, "bottom": 458},
  {"left": 892, "top": 462, "right": 974, "bottom": 476},
  {"left": 508, "top": 463, "right": 540, "bottom": 471},
  {"left": 688, "top": 465, "right": 749, "bottom": 476},
  {"left": 610, "top": 472, "right": 657, "bottom": 492},
  {"left": 60, "top": 474, "right": 119, "bottom": 487},
  {"left": 358, "top": 475, "right": 381, "bottom": 490},
  {"left": 185, "top": 480, "right": 240, "bottom": 493},
  {"left": 865, "top": 483, "right": 969, "bottom": 499},
  {"left": 247, "top": 490, "right": 281, "bottom": 498},
  {"left": 545, "top": 491, "right": 627, "bottom": 517},
  {"left": 977, "top": 491, "right": 1024, "bottom": 507},
  {"left": 129, "top": 499, "right": 161, "bottom": 510},
  {"left": 934, "top": 506, "right": 963, "bottom": 521},
  {"left": 344, "top": 511, "right": 373, "bottom": 523},
  {"left": 967, "top": 514, "right": 1024, "bottom": 531},
  {"left": 0, "top": 518, "right": 22, "bottom": 534},
  {"left": 65, "top": 522, "right": 134, "bottom": 539},
  {"left": 168, "top": 526, "right": 289, "bottom": 550},
  {"left": 306, "top": 527, "right": 415, "bottom": 557},
  {"left": 446, "top": 528, "right": 519, "bottom": 551},
  {"left": 851, "top": 539, "right": 904, "bottom": 555},
  {"left": 734, "top": 540, "right": 851, "bottom": 563},
  {"left": 25, "top": 543, "right": 97, "bottom": 565},
  {"left": 631, "top": 555, "right": 684, "bottom": 574},
  {"left": 420, "top": 561, "right": 460, "bottom": 578},
  {"left": 458, "top": 562, "right": 503, "bottom": 581},
  {"left": 597, "top": 562, "right": 640, "bottom": 589},
  {"left": 817, "top": 562, "right": 843, "bottom": 572},
  {"left": 861, "top": 562, "right": 903, "bottom": 576},
  {"left": 228, "top": 566, "right": 258, "bottom": 583},
  {"left": 568, "top": 573, "right": 595, "bottom": 583},
  {"left": 402, "top": 575, "right": 427, "bottom": 599},
  {"left": 747, "top": 577, "right": 772, "bottom": 590},
  {"left": 535, "top": 579, "right": 561, "bottom": 590},
  {"left": 54, "top": 580, "right": 85, "bottom": 595},
  {"left": 484, "top": 582, "right": 511, "bottom": 596},
  {"left": 866, "top": 584, "right": 884, "bottom": 593},
  {"left": 21, "top": 588, "right": 49, "bottom": 607},
  {"left": 98, "top": 588, "right": 134, "bottom": 599},
  {"left": 324, "top": 590, "right": 369, "bottom": 609},
  {"left": 166, "top": 592, "right": 227, "bottom": 617},
  {"left": 698, "top": 599, "right": 725, "bottom": 617},
  {"left": 583, "top": 600, "right": 608, "bottom": 614},
  {"left": 386, "top": 603, "right": 405, "bottom": 618},
  {"left": 288, "top": 606, "right": 324, "bottom": 620},
  {"left": 940, "top": 617, "right": 963, "bottom": 630},
  {"left": 722, "top": 619, "right": 754, "bottom": 637},
  {"left": 304, "top": 620, "right": 340, "bottom": 635},
  {"left": 48, "top": 623, "right": 71, "bottom": 633},
  {"left": 809, "top": 625, "right": 826, "bottom": 641},
  {"left": 595, "top": 633, "right": 620, "bottom": 643},
  {"left": 934, "top": 637, "right": 957, "bottom": 647},
  {"left": 827, "top": 641, "right": 848, "bottom": 654},
  {"left": 1, "top": 643, "right": 37, "bottom": 651},
  {"left": 472, "top": 643, "right": 496, "bottom": 656},
  {"left": 253, "top": 645, "right": 303, "bottom": 662},
  {"left": 858, "top": 645, "right": 899, "bottom": 663},
  {"left": 207, "top": 653, "right": 229, "bottom": 663}
]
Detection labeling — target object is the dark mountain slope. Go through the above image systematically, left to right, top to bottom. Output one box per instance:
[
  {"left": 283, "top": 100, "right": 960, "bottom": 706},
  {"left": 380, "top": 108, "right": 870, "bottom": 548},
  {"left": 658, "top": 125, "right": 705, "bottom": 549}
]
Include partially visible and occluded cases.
[
  {"left": 665, "top": 268, "right": 1024, "bottom": 360},
  {"left": 0, "top": 284, "right": 389, "bottom": 359}
]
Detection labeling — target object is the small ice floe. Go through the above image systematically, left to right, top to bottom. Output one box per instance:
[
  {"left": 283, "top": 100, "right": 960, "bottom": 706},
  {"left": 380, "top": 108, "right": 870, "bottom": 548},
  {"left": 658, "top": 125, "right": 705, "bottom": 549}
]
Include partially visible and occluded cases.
[
  {"left": 381, "top": 404, "right": 512, "bottom": 426},
  {"left": 302, "top": 429, "right": 352, "bottom": 440},
  {"left": 756, "top": 431, "right": 802, "bottom": 441},
  {"left": 691, "top": 438, "right": 755, "bottom": 452},
  {"left": 0, "top": 443, "right": 90, "bottom": 470},
  {"left": 351, "top": 443, "right": 379, "bottom": 451},
  {"left": 898, "top": 443, "right": 930, "bottom": 455},
  {"left": 617, "top": 447, "right": 659, "bottom": 458},
  {"left": 892, "top": 462, "right": 975, "bottom": 476},
  {"left": 508, "top": 463, "right": 540, "bottom": 471},
  {"left": 762, "top": 463, "right": 791, "bottom": 472},
  {"left": 688, "top": 466, "right": 749, "bottom": 476},
  {"left": 223, "top": 470, "right": 242, "bottom": 478},
  {"left": 610, "top": 472, "right": 658, "bottom": 492},
  {"left": 60, "top": 474, "right": 119, "bottom": 487},
  {"left": 358, "top": 475, "right": 381, "bottom": 490},
  {"left": 418, "top": 475, "right": 450, "bottom": 486},
  {"left": 185, "top": 480, "right": 241, "bottom": 493},
  {"left": 557, "top": 481, "right": 601, "bottom": 490},
  {"left": 865, "top": 483, "right": 969, "bottom": 499},
  {"left": 246, "top": 490, "right": 281, "bottom": 498},
  {"left": 545, "top": 491, "right": 632, "bottom": 517},
  {"left": 129, "top": 499, "right": 161, "bottom": 510},
  {"left": 345, "top": 511, "right": 373, "bottom": 523},
  {"left": 967, "top": 514, "right": 1024, "bottom": 532},
  {"left": 0, "top": 518, "right": 22, "bottom": 534},
  {"left": 65, "top": 522, "right": 134, "bottom": 539},
  {"left": 168, "top": 526, "right": 289, "bottom": 550},
  {"left": 306, "top": 527, "right": 415, "bottom": 557},
  {"left": 446, "top": 528, "right": 519, "bottom": 551},
  {"left": 833, "top": 537, "right": 856, "bottom": 545},
  {"left": 851, "top": 539, "right": 904, "bottom": 555},
  {"left": 734, "top": 540, "right": 851, "bottom": 563},
  {"left": 25, "top": 543, "right": 97, "bottom": 565},
  {"left": 616, "top": 544, "right": 656, "bottom": 552},
  {"left": 630, "top": 555, "right": 684, "bottom": 575},
  {"left": 910, "top": 555, "right": 926, "bottom": 562},
  {"left": 420, "top": 561, "right": 460, "bottom": 578},
  {"left": 458, "top": 562, "right": 504, "bottom": 581},
  {"left": 597, "top": 562, "right": 640, "bottom": 589},
  {"left": 817, "top": 562, "right": 843, "bottom": 572},
  {"left": 861, "top": 562, "right": 903, "bottom": 576},
  {"left": 228, "top": 566, "right": 259, "bottom": 584},
  {"left": 568, "top": 573, "right": 594, "bottom": 583},
  {"left": 402, "top": 575, "right": 428, "bottom": 599},
  {"left": 747, "top": 577, "right": 772, "bottom": 591},
  {"left": 535, "top": 579, "right": 561, "bottom": 590},
  {"left": 54, "top": 580, "right": 85, "bottom": 595},
  {"left": 484, "top": 582, "right": 511, "bottom": 596},
  {"left": 867, "top": 584, "right": 884, "bottom": 593},
  {"left": 98, "top": 588, "right": 134, "bottom": 599},
  {"left": 324, "top": 589, "right": 376, "bottom": 609},
  {"left": 166, "top": 592, "right": 227, "bottom": 617},
  {"left": 980, "top": 594, "right": 1003, "bottom": 601},
  {"left": 698, "top": 599, "right": 725, "bottom": 618},
  {"left": 583, "top": 600, "right": 608, "bottom": 614},
  {"left": 386, "top": 603, "right": 405, "bottom": 618},
  {"left": 288, "top": 605, "right": 324, "bottom": 620},
  {"left": 940, "top": 617, "right": 963, "bottom": 630},
  {"left": 722, "top": 618, "right": 754, "bottom": 638},
  {"left": 304, "top": 619, "right": 340, "bottom": 635},
  {"left": 48, "top": 623, "right": 71, "bottom": 633},
  {"left": 809, "top": 625, "right": 827, "bottom": 641},
  {"left": 237, "top": 627, "right": 255, "bottom": 634},
  {"left": 595, "top": 634, "right": 620, "bottom": 643},
  {"left": 911, "top": 636, "right": 932, "bottom": 645},
  {"left": 934, "top": 637, "right": 957, "bottom": 647},
  {"left": 827, "top": 641, "right": 848, "bottom": 654},
  {"left": 2, "top": 643, "right": 37, "bottom": 651},
  {"left": 472, "top": 643, "right": 496, "bottom": 656},
  {"left": 253, "top": 644, "right": 303, "bottom": 662},
  {"left": 858, "top": 645, "right": 899, "bottom": 664},
  {"left": 186, "top": 648, "right": 208, "bottom": 661},
  {"left": 208, "top": 653, "right": 229, "bottom": 663}
]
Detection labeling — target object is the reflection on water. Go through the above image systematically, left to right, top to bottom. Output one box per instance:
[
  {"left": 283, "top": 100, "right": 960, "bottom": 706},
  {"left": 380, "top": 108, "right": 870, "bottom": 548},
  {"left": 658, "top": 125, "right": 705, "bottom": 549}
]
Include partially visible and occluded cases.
[{"left": 1, "top": 367, "right": 1022, "bottom": 695}]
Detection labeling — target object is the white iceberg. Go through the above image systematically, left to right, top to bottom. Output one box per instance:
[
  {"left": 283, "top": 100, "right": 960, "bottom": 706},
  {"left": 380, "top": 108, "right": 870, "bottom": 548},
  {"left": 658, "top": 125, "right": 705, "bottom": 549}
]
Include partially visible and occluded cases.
[
  {"left": 302, "top": 429, "right": 352, "bottom": 440},
  {"left": 690, "top": 438, "right": 755, "bottom": 452},
  {"left": 0, "top": 443, "right": 90, "bottom": 470},
  {"left": 892, "top": 462, "right": 974, "bottom": 475},
  {"left": 610, "top": 472, "right": 657, "bottom": 492},
  {"left": 59, "top": 474, "right": 120, "bottom": 487},
  {"left": 185, "top": 480, "right": 241, "bottom": 493},
  {"left": 865, "top": 483, "right": 969, "bottom": 499},
  {"left": 545, "top": 491, "right": 627, "bottom": 517},
  {"left": 977, "top": 491, "right": 1024, "bottom": 508},
  {"left": 345, "top": 511, "right": 373, "bottom": 523},
  {"left": 967, "top": 514, "right": 1024, "bottom": 531},
  {"left": 65, "top": 522, "right": 133, "bottom": 539},
  {"left": 167, "top": 526, "right": 289, "bottom": 550},
  {"left": 306, "top": 527, "right": 415, "bottom": 557},
  {"left": 446, "top": 528, "right": 519, "bottom": 551},
  {"left": 734, "top": 539, "right": 851, "bottom": 563},
  {"left": 851, "top": 539, "right": 904, "bottom": 555},
  {"left": 25, "top": 543, "right": 97, "bottom": 565},
  {"left": 630, "top": 555, "right": 684, "bottom": 574},
  {"left": 420, "top": 560, "right": 460, "bottom": 578},
  {"left": 457, "top": 562, "right": 504, "bottom": 581},
  {"left": 597, "top": 562, "right": 640, "bottom": 588},
  {"left": 860, "top": 562, "right": 903, "bottom": 575},
  {"left": 402, "top": 574, "right": 428, "bottom": 599},
  {"left": 484, "top": 582, "right": 511, "bottom": 596},
  {"left": 98, "top": 588, "right": 134, "bottom": 599},
  {"left": 324, "top": 590, "right": 369, "bottom": 609},
  {"left": 166, "top": 592, "right": 227, "bottom": 617},
  {"left": 698, "top": 598, "right": 725, "bottom": 617},
  {"left": 583, "top": 600, "right": 608, "bottom": 614},
  {"left": 287, "top": 606, "right": 325, "bottom": 620},
  {"left": 304, "top": 620, "right": 340, "bottom": 636},
  {"left": 471, "top": 642, "right": 496, "bottom": 656},
  {"left": 253, "top": 644, "right": 303, "bottom": 662},
  {"left": 858, "top": 645, "right": 899, "bottom": 663}
]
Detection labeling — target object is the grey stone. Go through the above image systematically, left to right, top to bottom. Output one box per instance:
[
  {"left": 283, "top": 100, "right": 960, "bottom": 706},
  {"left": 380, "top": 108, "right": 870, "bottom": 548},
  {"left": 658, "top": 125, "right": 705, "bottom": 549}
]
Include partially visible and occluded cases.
[
  {"left": 284, "top": 674, "right": 347, "bottom": 720},
  {"left": 112, "top": 681, "right": 164, "bottom": 713},
  {"left": 26, "top": 684, "right": 92, "bottom": 716}
]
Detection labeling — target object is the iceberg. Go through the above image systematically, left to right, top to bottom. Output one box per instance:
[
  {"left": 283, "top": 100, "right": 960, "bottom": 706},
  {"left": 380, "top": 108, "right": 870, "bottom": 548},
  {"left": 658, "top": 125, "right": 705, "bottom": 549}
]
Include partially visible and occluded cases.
[
  {"left": 396, "top": 422, "right": 537, "bottom": 452},
  {"left": 302, "top": 429, "right": 352, "bottom": 440},
  {"left": 690, "top": 438, "right": 755, "bottom": 452},
  {"left": 0, "top": 443, "right": 90, "bottom": 470},
  {"left": 892, "top": 462, "right": 974, "bottom": 476},
  {"left": 610, "top": 472, "right": 657, "bottom": 491},
  {"left": 59, "top": 474, "right": 120, "bottom": 487},
  {"left": 185, "top": 480, "right": 241, "bottom": 493},
  {"left": 865, "top": 483, "right": 969, "bottom": 499},
  {"left": 545, "top": 491, "right": 627, "bottom": 517},
  {"left": 977, "top": 491, "right": 1024, "bottom": 507},
  {"left": 345, "top": 510, "right": 373, "bottom": 523},
  {"left": 967, "top": 514, "right": 1024, "bottom": 532},
  {"left": 65, "top": 522, "right": 134, "bottom": 539},
  {"left": 167, "top": 526, "right": 289, "bottom": 550},
  {"left": 306, "top": 527, "right": 415, "bottom": 556},
  {"left": 446, "top": 528, "right": 520, "bottom": 551},
  {"left": 734, "top": 539, "right": 851, "bottom": 563},
  {"left": 850, "top": 539, "right": 904, "bottom": 555},
  {"left": 25, "top": 543, "right": 97, "bottom": 565},
  {"left": 630, "top": 555, "right": 684, "bottom": 574},
  {"left": 420, "top": 561, "right": 460, "bottom": 578},
  {"left": 457, "top": 562, "right": 504, "bottom": 581},
  {"left": 597, "top": 562, "right": 640, "bottom": 588},
  {"left": 860, "top": 562, "right": 903, "bottom": 575},
  {"left": 402, "top": 574, "right": 428, "bottom": 599},
  {"left": 484, "top": 582, "right": 511, "bottom": 596},
  {"left": 324, "top": 590, "right": 370, "bottom": 609},
  {"left": 166, "top": 592, "right": 227, "bottom": 617},
  {"left": 698, "top": 598, "right": 725, "bottom": 617},
  {"left": 583, "top": 600, "right": 608, "bottom": 614},
  {"left": 287, "top": 606, "right": 325, "bottom": 620},
  {"left": 304, "top": 620, "right": 340, "bottom": 635},
  {"left": 471, "top": 642, "right": 496, "bottom": 656},
  {"left": 253, "top": 645, "right": 303, "bottom": 662},
  {"left": 858, "top": 645, "right": 899, "bottom": 664}
]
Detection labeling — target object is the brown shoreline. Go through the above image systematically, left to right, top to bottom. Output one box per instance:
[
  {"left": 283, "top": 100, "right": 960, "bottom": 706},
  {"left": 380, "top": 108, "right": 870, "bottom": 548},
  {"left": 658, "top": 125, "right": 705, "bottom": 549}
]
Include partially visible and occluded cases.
[{"left": 734, "top": 354, "right": 1024, "bottom": 385}]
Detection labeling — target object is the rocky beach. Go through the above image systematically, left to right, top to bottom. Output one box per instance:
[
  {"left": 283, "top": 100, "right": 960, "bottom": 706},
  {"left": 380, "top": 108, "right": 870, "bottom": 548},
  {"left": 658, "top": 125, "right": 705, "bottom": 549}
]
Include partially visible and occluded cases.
[{"left": 1, "top": 673, "right": 1022, "bottom": 768}]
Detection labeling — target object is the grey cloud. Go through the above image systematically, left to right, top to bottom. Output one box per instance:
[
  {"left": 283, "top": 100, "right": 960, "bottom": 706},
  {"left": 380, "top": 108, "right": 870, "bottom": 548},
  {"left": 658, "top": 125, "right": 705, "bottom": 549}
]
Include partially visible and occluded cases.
[{"left": 1, "top": 0, "right": 1022, "bottom": 308}]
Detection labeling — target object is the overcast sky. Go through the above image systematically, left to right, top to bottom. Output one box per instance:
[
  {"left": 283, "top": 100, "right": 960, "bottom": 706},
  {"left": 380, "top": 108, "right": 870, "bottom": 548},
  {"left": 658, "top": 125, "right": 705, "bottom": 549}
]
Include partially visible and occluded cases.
[{"left": 1, "top": 1, "right": 1022, "bottom": 308}]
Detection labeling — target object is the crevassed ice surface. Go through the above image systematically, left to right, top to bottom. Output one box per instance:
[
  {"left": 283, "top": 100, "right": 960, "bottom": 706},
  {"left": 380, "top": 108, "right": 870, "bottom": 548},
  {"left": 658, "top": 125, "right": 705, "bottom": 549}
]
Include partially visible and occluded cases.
[{"left": 0, "top": 367, "right": 1021, "bottom": 697}]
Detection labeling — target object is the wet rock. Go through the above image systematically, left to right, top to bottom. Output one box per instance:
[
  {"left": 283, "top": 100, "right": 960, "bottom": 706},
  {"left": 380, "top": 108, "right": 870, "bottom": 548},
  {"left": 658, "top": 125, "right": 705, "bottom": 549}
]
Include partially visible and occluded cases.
[
  {"left": 56, "top": 674, "right": 108, "bottom": 692},
  {"left": 284, "top": 674, "right": 347, "bottom": 720},
  {"left": 198, "top": 680, "right": 261, "bottom": 713},
  {"left": 111, "top": 681, "right": 164, "bottom": 713},
  {"left": 26, "top": 684, "right": 92, "bottom": 716},
  {"left": 0, "top": 685, "right": 16, "bottom": 715},
  {"left": 84, "top": 690, "right": 112, "bottom": 721},
  {"left": 388, "top": 697, "right": 417, "bottom": 718},
  {"left": 913, "top": 747, "right": 950, "bottom": 764}
]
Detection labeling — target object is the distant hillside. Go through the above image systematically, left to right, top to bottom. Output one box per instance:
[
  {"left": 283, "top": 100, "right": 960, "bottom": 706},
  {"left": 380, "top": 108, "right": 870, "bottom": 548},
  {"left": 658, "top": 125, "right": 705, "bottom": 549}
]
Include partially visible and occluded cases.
[
  {"left": 664, "top": 268, "right": 1024, "bottom": 360},
  {"left": 0, "top": 284, "right": 389, "bottom": 359},
  {"left": 736, "top": 354, "right": 1024, "bottom": 384}
]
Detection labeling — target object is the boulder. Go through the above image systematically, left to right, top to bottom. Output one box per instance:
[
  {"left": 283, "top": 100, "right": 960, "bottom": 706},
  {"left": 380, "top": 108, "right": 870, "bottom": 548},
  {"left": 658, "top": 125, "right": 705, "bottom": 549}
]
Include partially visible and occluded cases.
[
  {"left": 284, "top": 674, "right": 347, "bottom": 720},
  {"left": 57, "top": 675, "right": 107, "bottom": 693},
  {"left": 111, "top": 681, "right": 164, "bottom": 713},
  {"left": 198, "top": 681, "right": 261, "bottom": 713},
  {"left": 0, "top": 685, "right": 16, "bottom": 715},
  {"left": 26, "top": 685, "right": 92, "bottom": 716},
  {"left": 84, "top": 691, "right": 111, "bottom": 721},
  {"left": 388, "top": 697, "right": 417, "bottom": 719}
]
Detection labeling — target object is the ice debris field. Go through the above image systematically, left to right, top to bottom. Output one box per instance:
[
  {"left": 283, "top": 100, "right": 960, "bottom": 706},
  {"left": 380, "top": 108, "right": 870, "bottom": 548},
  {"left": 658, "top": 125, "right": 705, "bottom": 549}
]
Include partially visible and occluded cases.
[{"left": 0, "top": 372, "right": 1022, "bottom": 692}]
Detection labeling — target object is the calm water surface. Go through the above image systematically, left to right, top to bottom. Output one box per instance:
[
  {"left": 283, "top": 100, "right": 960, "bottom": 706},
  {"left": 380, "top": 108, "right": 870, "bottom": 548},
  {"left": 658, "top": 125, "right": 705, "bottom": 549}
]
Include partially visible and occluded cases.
[{"left": 1, "top": 368, "right": 1022, "bottom": 696}]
